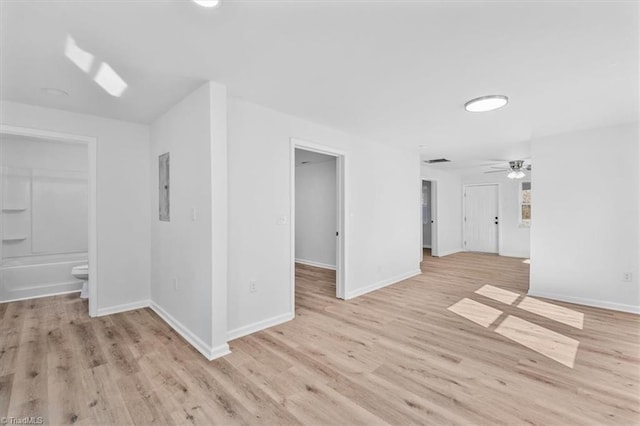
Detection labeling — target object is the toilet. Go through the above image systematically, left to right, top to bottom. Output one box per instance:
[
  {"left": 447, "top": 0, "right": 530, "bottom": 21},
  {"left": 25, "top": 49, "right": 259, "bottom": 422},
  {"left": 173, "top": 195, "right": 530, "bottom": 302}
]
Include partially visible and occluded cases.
[{"left": 71, "top": 264, "right": 89, "bottom": 299}]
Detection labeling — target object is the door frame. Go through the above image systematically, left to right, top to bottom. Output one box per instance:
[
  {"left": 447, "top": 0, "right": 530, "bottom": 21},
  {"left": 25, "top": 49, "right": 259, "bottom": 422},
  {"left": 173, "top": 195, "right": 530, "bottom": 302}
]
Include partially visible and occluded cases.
[
  {"left": 0, "top": 124, "right": 98, "bottom": 316},
  {"left": 290, "top": 137, "right": 347, "bottom": 312},
  {"left": 421, "top": 179, "right": 439, "bottom": 258},
  {"left": 462, "top": 183, "right": 501, "bottom": 254}
]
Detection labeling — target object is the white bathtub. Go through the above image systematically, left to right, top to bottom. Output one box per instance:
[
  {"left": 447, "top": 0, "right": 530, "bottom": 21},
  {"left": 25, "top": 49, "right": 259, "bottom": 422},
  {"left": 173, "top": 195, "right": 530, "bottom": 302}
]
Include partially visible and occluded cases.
[{"left": 0, "top": 252, "right": 87, "bottom": 302}]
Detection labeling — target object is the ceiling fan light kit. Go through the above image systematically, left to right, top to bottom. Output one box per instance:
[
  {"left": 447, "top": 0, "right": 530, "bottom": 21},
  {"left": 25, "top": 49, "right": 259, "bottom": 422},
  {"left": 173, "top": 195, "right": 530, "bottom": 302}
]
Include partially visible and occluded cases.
[
  {"left": 485, "top": 159, "right": 530, "bottom": 179},
  {"left": 507, "top": 170, "right": 526, "bottom": 179}
]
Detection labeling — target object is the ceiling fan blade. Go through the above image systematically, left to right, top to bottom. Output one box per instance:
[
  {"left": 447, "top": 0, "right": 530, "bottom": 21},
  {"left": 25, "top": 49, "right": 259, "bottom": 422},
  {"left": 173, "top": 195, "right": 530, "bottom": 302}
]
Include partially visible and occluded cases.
[
  {"left": 489, "top": 166, "right": 509, "bottom": 170},
  {"left": 484, "top": 170, "right": 507, "bottom": 174}
]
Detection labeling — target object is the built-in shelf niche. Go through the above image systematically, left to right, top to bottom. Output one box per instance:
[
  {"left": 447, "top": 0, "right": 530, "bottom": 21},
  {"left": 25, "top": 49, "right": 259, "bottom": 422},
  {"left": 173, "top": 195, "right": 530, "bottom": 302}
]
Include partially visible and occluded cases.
[
  {"left": 1, "top": 167, "right": 31, "bottom": 257},
  {"left": 2, "top": 236, "right": 27, "bottom": 242}
]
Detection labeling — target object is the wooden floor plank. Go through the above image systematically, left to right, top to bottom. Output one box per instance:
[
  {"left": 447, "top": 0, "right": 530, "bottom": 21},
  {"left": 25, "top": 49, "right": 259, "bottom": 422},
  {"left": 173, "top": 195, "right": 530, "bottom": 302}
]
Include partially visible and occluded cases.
[
  {"left": 0, "top": 251, "right": 638, "bottom": 424},
  {"left": 7, "top": 300, "right": 49, "bottom": 422},
  {"left": 0, "top": 373, "right": 14, "bottom": 418}
]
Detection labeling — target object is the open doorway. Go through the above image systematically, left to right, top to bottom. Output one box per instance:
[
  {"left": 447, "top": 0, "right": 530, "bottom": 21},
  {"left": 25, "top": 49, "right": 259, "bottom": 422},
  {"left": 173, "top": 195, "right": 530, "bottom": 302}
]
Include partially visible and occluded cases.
[
  {"left": 0, "top": 125, "right": 98, "bottom": 317},
  {"left": 290, "top": 138, "right": 346, "bottom": 314},
  {"left": 421, "top": 179, "right": 438, "bottom": 258}
]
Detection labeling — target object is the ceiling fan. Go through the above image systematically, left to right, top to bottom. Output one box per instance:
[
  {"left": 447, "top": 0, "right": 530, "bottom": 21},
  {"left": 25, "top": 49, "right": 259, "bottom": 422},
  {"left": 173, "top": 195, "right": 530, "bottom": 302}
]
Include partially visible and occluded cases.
[{"left": 485, "top": 160, "right": 531, "bottom": 179}]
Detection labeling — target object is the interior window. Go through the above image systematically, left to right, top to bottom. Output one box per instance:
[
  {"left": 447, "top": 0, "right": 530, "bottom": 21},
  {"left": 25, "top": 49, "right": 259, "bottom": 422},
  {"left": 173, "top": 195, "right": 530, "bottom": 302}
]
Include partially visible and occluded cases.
[{"left": 520, "top": 181, "right": 531, "bottom": 227}]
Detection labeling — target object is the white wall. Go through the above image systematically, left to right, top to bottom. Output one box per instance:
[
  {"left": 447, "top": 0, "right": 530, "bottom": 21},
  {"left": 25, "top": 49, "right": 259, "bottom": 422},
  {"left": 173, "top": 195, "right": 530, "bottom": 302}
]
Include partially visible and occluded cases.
[
  {"left": 149, "top": 82, "right": 228, "bottom": 359},
  {"left": 227, "top": 96, "right": 420, "bottom": 337},
  {"left": 0, "top": 101, "right": 150, "bottom": 311},
  {"left": 529, "top": 123, "right": 639, "bottom": 313},
  {"left": 1, "top": 136, "right": 88, "bottom": 171},
  {"left": 295, "top": 156, "right": 337, "bottom": 269},
  {"left": 421, "top": 165, "right": 463, "bottom": 256},
  {"left": 460, "top": 170, "right": 531, "bottom": 258}
]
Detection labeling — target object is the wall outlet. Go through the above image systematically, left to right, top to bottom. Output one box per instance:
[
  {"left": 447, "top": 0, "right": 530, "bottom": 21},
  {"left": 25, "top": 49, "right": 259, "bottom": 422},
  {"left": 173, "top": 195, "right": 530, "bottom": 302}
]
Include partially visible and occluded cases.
[
  {"left": 623, "top": 272, "right": 633, "bottom": 282},
  {"left": 173, "top": 277, "right": 179, "bottom": 291},
  {"left": 249, "top": 280, "right": 257, "bottom": 293}
]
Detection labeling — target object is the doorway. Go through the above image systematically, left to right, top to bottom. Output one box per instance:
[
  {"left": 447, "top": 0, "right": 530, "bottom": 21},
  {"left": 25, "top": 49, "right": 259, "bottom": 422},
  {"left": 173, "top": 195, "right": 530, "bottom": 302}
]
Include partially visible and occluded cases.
[
  {"left": 0, "top": 125, "right": 98, "bottom": 316},
  {"left": 290, "top": 138, "right": 346, "bottom": 314},
  {"left": 421, "top": 179, "right": 438, "bottom": 257},
  {"left": 463, "top": 184, "right": 499, "bottom": 253}
]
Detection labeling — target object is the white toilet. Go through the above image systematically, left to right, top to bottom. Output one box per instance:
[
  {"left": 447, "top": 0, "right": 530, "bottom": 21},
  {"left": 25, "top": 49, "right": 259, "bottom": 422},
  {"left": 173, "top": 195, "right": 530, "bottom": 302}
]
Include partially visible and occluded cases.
[{"left": 71, "top": 264, "right": 89, "bottom": 299}]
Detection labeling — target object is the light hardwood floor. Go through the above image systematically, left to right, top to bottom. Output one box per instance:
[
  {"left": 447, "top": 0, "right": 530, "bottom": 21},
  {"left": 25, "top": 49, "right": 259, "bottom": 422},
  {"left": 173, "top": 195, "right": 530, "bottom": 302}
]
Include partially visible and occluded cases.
[{"left": 1, "top": 251, "right": 638, "bottom": 424}]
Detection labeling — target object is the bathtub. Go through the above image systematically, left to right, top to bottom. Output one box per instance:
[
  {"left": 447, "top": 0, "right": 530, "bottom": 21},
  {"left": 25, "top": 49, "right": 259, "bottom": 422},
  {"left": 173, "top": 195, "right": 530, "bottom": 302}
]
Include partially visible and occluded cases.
[{"left": 0, "top": 252, "right": 87, "bottom": 302}]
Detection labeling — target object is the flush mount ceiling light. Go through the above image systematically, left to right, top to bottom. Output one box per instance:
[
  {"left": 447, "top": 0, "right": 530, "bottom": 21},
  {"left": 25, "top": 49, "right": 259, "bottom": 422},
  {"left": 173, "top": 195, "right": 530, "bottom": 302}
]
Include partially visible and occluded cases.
[
  {"left": 192, "top": 0, "right": 221, "bottom": 7},
  {"left": 41, "top": 87, "right": 69, "bottom": 97},
  {"left": 465, "top": 95, "right": 508, "bottom": 112}
]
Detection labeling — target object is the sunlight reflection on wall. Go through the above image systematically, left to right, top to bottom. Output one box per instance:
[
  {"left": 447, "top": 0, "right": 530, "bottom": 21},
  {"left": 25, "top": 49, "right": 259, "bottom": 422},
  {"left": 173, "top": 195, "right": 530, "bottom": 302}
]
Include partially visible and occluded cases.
[
  {"left": 64, "top": 35, "right": 127, "bottom": 97},
  {"left": 65, "top": 35, "right": 94, "bottom": 73}
]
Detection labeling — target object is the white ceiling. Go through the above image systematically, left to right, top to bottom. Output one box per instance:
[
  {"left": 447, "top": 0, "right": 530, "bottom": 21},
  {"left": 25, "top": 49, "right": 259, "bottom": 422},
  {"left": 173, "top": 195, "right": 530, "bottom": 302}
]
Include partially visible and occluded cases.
[
  {"left": 1, "top": 0, "right": 637, "bottom": 167},
  {"left": 295, "top": 148, "right": 335, "bottom": 166}
]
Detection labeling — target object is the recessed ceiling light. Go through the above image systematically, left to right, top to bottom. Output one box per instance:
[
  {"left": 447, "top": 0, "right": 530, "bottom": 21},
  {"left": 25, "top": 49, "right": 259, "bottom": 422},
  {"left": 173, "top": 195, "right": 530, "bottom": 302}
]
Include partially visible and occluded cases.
[
  {"left": 193, "top": 0, "right": 221, "bottom": 7},
  {"left": 41, "top": 87, "right": 69, "bottom": 97},
  {"left": 465, "top": 95, "right": 508, "bottom": 112}
]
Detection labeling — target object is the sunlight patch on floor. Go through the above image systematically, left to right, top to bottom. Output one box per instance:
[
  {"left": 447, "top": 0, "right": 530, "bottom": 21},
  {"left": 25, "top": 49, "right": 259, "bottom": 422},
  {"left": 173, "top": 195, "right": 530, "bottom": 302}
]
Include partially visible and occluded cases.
[
  {"left": 474, "top": 284, "right": 520, "bottom": 305},
  {"left": 448, "top": 286, "right": 584, "bottom": 368},
  {"left": 517, "top": 296, "right": 584, "bottom": 329},
  {"left": 447, "top": 298, "right": 502, "bottom": 328},
  {"left": 495, "top": 315, "right": 579, "bottom": 368}
]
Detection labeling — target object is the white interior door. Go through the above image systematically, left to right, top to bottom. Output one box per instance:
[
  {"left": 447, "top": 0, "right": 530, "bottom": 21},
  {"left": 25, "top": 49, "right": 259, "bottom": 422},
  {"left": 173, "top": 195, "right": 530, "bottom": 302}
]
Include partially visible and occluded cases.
[
  {"left": 422, "top": 181, "right": 432, "bottom": 248},
  {"left": 464, "top": 184, "right": 499, "bottom": 253}
]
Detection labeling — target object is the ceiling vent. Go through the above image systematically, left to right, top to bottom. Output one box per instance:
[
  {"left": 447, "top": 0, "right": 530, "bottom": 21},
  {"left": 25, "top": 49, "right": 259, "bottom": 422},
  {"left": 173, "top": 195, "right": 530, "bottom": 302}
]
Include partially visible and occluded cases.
[{"left": 424, "top": 158, "right": 451, "bottom": 164}]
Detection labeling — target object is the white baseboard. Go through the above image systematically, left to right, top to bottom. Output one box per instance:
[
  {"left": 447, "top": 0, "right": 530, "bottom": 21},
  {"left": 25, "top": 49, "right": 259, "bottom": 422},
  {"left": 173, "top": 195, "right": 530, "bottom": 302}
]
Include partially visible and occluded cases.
[
  {"left": 435, "top": 248, "right": 462, "bottom": 257},
  {"left": 499, "top": 251, "right": 530, "bottom": 259},
  {"left": 295, "top": 258, "right": 336, "bottom": 270},
  {"left": 346, "top": 269, "right": 422, "bottom": 299},
  {"left": 0, "top": 289, "right": 81, "bottom": 304},
  {"left": 527, "top": 290, "right": 640, "bottom": 315},
  {"left": 96, "top": 299, "right": 149, "bottom": 317},
  {"left": 149, "top": 301, "right": 230, "bottom": 360},
  {"left": 227, "top": 311, "right": 294, "bottom": 341},
  {"left": 209, "top": 342, "right": 233, "bottom": 360}
]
